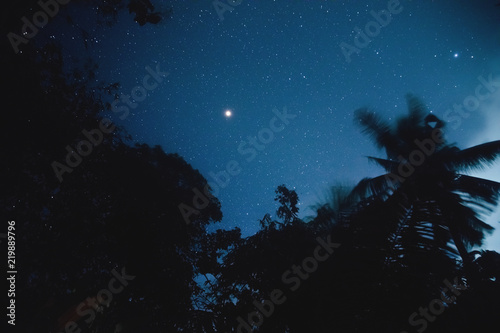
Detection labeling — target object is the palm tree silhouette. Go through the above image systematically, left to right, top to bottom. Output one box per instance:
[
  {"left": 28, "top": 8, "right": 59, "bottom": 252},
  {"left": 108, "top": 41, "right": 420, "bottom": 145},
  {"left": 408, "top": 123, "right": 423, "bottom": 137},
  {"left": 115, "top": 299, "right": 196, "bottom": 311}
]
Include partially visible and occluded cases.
[{"left": 350, "top": 94, "right": 500, "bottom": 277}]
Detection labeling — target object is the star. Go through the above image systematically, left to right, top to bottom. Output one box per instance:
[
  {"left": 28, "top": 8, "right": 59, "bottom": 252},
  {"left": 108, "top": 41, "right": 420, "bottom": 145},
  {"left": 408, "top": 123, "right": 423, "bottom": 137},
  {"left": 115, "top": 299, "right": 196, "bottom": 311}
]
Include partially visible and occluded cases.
[
  {"left": 454, "top": 53, "right": 459, "bottom": 58},
  {"left": 224, "top": 110, "right": 232, "bottom": 118}
]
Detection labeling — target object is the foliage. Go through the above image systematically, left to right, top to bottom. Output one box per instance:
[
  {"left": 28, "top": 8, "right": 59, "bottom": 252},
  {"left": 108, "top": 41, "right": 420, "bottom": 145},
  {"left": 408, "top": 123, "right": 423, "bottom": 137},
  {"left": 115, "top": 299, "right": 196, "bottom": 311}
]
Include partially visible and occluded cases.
[{"left": 3, "top": 2, "right": 500, "bottom": 332}]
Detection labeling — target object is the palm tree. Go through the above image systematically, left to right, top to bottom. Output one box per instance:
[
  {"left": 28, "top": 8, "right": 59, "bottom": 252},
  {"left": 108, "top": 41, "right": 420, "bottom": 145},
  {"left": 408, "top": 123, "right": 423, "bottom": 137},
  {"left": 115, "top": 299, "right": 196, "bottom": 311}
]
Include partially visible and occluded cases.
[{"left": 350, "top": 94, "right": 500, "bottom": 277}]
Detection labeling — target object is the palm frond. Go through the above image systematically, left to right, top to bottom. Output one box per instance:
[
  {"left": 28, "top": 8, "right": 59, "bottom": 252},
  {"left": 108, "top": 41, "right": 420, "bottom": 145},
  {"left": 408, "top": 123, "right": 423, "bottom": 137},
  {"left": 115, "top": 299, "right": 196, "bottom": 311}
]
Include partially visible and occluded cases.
[
  {"left": 405, "top": 94, "right": 428, "bottom": 125},
  {"left": 394, "top": 95, "right": 437, "bottom": 154},
  {"left": 354, "top": 108, "right": 394, "bottom": 151},
  {"left": 445, "top": 140, "right": 500, "bottom": 172},
  {"left": 366, "top": 156, "right": 398, "bottom": 173},
  {"left": 348, "top": 174, "right": 396, "bottom": 202},
  {"left": 454, "top": 174, "right": 500, "bottom": 207},
  {"left": 309, "top": 185, "right": 357, "bottom": 226},
  {"left": 442, "top": 197, "right": 495, "bottom": 248},
  {"left": 386, "top": 202, "right": 460, "bottom": 266}
]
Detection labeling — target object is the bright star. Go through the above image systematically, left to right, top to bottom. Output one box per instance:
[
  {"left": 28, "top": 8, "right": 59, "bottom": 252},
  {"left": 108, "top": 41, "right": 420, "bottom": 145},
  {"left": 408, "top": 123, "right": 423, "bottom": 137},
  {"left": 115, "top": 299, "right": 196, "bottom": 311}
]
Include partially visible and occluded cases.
[
  {"left": 454, "top": 53, "right": 459, "bottom": 58},
  {"left": 224, "top": 110, "right": 232, "bottom": 118}
]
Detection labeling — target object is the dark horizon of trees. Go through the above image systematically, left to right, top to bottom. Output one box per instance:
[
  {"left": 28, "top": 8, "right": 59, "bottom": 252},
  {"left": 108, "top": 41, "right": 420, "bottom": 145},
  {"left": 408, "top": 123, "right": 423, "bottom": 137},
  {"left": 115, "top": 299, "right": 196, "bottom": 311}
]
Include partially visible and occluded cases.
[{"left": 2, "top": 1, "right": 500, "bottom": 332}]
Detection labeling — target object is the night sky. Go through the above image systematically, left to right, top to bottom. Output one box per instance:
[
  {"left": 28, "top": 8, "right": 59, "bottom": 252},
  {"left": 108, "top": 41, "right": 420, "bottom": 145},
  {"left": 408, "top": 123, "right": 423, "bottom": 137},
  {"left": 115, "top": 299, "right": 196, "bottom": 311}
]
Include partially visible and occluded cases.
[{"left": 38, "top": 0, "right": 500, "bottom": 250}]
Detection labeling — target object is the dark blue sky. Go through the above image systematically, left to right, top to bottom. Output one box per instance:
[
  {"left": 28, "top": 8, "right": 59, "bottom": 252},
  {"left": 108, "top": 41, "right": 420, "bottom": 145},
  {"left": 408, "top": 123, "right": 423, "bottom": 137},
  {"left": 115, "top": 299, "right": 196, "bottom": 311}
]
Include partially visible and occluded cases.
[{"left": 40, "top": 0, "right": 500, "bottom": 249}]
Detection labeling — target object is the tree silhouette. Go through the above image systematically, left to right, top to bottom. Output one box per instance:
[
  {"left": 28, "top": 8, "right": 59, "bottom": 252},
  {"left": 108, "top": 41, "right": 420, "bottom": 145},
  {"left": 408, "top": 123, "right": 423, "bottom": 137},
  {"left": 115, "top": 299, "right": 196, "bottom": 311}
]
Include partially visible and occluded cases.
[
  {"left": 127, "top": 0, "right": 167, "bottom": 26},
  {"left": 4, "top": 2, "right": 500, "bottom": 330},
  {"left": 0, "top": 7, "right": 237, "bottom": 332},
  {"left": 351, "top": 94, "right": 500, "bottom": 278},
  {"left": 274, "top": 184, "right": 300, "bottom": 225}
]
